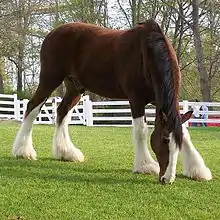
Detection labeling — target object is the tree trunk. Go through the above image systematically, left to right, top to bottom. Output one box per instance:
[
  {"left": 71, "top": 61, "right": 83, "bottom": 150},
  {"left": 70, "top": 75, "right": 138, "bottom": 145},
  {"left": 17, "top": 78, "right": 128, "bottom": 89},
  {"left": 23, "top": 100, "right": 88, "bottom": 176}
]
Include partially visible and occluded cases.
[
  {"left": 16, "top": 0, "right": 26, "bottom": 93},
  {"left": 53, "top": 0, "right": 64, "bottom": 97},
  {"left": 131, "top": 0, "right": 142, "bottom": 26},
  {"left": 131, "top": 0, "right": 137, "bottom": 27},
  {"left": 176, "top": 0, "right": 184, "bottom": 63},
  {"left": 192, "top": 0, "right": 211, "bottom": 101},
  {"left": 17, "top": 46, "right": 23, "bottom": 92},
  {"left": 0, "top": 58, "right": 4, "bottom": 93},
  {"left": 0, "top": 74, "right": 4, "bottom": 93}
]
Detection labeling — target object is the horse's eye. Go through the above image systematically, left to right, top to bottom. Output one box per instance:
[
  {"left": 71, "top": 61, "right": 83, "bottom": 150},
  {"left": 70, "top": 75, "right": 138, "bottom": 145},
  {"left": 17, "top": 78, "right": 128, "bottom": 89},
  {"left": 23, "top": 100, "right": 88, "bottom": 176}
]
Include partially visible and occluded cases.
[{"left": 163, "top": 137, "right": 170, "bottom": 144}]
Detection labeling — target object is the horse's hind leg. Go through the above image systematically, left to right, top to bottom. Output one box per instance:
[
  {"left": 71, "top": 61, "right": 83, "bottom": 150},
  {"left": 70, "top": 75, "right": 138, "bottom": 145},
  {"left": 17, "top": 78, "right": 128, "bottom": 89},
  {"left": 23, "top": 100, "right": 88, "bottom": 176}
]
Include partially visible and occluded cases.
[
  {"left": 12, "top": 76, "right": 63, "bottom": 160},
  {"left": 52, "top": 77, "right": 84, "bottom": 162}
]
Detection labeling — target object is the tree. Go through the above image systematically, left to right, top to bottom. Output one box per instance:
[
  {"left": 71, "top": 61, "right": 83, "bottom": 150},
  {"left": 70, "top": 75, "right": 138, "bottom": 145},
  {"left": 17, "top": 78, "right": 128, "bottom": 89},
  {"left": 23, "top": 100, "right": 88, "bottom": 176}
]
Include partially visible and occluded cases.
[
  {"left": 0, "top": 0, "right": 219, "bottom": 102},
  {"left": 0, "top": 0, "right": 16, "bottom": 93},
  {"left": 58, "top": 0, "right": 109, "bottom": 101},
  {"left": 62, "top": 0, "right": 108, "bottom": 25},
  {"left": 116, "top": 0, "right": 143, "bottom": 27},
  {"left": 151, "top": 0, "right": 220, "bottom": 101},
  {"left": 192, "top": 0, "right": 211, "bottom": 101},
  {"left": 0, "top": 59, "right": 4, "bottom": 93}
]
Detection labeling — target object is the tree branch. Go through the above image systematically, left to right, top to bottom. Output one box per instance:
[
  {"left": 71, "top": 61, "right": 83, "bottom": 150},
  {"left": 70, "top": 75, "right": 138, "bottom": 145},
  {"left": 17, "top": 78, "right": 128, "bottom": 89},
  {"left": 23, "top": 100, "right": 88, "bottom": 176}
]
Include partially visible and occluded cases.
[
  {"left": 116, "top": 0, "right": 132, "bottom": 27},
  {"left": 160, "top": 0, "right": 193, "bottom": 29}
]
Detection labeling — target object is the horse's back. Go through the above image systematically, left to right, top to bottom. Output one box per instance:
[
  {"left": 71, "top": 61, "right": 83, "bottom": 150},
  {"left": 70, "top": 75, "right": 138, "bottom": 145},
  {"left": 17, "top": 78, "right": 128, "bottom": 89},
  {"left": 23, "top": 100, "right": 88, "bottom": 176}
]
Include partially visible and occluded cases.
[
  {"left": 40, "top": 22, "right": 128, "bottom": 98},
  {"left": 41, "top": 22, "right": 120, "bottom": 70},
  {"left": 42, "top": 22, "right": 122, "bottom": 49}
]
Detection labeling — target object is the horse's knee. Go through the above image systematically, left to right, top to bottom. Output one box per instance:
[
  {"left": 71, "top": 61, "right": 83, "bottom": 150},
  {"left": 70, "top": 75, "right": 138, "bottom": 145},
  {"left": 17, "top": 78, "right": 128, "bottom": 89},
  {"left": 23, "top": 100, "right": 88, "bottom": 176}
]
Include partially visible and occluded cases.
[{"left": 133, "top": 116, "right": 147, "bottom": 141}]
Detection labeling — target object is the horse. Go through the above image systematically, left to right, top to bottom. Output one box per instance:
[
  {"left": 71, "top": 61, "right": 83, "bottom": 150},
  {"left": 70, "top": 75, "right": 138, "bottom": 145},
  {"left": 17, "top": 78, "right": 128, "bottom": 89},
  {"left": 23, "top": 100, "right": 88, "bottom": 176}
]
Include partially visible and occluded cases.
[{"left": 12, "top": 19, "right": 212, "bottom": 184}]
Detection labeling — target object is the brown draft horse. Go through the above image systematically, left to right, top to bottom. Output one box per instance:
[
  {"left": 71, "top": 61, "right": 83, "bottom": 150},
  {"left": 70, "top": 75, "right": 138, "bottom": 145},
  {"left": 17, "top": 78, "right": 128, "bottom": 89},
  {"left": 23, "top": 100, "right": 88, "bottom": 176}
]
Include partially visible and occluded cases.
[{"left": 12, "top": 19, "right": 212, "bottom": 184}]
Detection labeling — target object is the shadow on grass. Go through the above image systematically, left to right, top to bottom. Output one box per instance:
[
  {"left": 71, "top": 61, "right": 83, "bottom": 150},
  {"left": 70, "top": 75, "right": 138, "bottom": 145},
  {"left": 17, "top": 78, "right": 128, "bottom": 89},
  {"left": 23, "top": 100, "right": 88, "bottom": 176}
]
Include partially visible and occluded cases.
[
  {"left": 0, "top": 157, "right": 158, "bottom": 185},
  {"left": 176, "top": 173, "right": 191, "bottom": 180}
]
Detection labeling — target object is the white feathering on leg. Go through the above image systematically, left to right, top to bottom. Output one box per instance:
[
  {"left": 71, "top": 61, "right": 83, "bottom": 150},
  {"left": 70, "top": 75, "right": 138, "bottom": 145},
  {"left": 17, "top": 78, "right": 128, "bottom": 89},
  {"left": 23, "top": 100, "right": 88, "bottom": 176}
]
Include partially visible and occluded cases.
[
  {"left": 12, "top": 102, "right": 43, "bottom": 160},
  {"left": 52, "top": 109, "right": 84, "bottom": 162},
  {"left": 132, "top": 116, "right": 159, "bottom": 175},
  {"left": 180, "top": 126, "right": 212, "bottom": 181}
]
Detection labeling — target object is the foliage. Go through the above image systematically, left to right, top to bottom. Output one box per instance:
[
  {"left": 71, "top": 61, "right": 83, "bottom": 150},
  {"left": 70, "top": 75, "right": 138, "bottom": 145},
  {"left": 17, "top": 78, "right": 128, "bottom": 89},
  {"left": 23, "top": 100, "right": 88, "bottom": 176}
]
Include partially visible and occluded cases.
[
  {"left": 0, "top": 0, "right": 220, "bottom": 101},
  {"left": 0, "top": 123, "right": 220, "bottom": 219}
]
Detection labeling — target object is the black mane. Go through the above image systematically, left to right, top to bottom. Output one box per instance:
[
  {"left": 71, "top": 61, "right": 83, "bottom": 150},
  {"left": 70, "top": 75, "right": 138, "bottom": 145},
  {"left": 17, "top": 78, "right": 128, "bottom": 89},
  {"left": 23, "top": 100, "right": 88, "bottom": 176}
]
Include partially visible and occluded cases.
[{"left": 145, "top": 19, "right": 182, "bottom": 147}]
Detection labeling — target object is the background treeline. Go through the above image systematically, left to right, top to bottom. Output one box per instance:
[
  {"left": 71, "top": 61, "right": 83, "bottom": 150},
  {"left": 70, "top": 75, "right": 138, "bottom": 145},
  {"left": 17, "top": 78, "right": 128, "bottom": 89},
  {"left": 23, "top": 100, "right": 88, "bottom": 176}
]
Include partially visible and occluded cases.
[{"left": 0, "top": 0, "right": 219, "bottom": 102}]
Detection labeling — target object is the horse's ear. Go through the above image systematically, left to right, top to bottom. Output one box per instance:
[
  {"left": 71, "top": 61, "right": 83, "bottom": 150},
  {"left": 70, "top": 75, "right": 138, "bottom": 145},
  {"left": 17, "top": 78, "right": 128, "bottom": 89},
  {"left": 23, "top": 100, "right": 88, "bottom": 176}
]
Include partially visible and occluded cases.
[{"left": 181, "top": 111, "right": 193, "bottom": 124}]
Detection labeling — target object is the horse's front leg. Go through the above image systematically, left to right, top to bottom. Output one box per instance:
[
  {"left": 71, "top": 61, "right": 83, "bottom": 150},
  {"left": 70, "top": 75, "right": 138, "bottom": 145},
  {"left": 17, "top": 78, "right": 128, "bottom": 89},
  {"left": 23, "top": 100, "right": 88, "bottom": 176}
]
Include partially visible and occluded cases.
[
  {"left": 132, "top": 116, "right": 159, "bottom": 175},
  {"left": 180, "top": 126, "right": 212, "bottom": 181}
]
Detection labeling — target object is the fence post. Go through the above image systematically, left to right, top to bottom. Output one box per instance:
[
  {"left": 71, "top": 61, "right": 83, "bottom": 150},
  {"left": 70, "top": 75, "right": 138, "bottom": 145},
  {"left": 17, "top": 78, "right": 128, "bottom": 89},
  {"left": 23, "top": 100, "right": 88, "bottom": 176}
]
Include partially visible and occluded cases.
[
  {"left": 13, "top": 94, "right": 19, "bottom": 120},
  {"left": 84, "top": 95, "right": 93, "bottom": 126},
  {"left": 182, "top": 100, "right": 189, "bottom": 127}
]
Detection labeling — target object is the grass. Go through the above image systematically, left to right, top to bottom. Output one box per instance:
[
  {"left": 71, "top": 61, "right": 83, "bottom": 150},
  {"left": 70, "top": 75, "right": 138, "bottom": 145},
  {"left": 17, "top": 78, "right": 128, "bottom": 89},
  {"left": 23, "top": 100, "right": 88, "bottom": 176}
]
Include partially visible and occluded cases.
[{"left": 0, "top": 121, "right": 220, "bottom": 220}]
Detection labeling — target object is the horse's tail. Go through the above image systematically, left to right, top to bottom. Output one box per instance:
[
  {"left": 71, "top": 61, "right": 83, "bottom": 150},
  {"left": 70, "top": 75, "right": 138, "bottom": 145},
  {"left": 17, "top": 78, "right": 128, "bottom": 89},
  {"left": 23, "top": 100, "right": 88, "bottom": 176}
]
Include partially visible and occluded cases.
[{"left": 143, "top": 19, "right": 182, "bottom": 147}]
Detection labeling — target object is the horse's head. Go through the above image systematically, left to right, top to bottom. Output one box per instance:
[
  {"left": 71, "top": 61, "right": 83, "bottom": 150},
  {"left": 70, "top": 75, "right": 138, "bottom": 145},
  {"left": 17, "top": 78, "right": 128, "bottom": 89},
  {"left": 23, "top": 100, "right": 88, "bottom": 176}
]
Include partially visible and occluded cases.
[{"left": 150, "top": 110, "right": 193, "bottom": 182}]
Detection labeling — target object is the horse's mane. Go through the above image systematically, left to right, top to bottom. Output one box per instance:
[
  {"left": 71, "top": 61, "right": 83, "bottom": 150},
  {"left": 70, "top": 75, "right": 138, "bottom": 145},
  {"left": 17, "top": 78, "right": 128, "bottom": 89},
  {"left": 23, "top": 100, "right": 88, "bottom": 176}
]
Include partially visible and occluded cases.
[{"left": 142, "top": 19, "right": 182, "bottom": 147}]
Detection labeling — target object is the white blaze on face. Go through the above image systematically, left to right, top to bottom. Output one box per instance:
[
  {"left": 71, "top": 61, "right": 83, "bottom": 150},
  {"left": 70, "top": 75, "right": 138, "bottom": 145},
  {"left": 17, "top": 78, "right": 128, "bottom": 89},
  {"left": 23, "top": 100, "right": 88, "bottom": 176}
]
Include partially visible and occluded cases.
[{"left": 161, "top": 132, "right": 179, "bottom": 184}]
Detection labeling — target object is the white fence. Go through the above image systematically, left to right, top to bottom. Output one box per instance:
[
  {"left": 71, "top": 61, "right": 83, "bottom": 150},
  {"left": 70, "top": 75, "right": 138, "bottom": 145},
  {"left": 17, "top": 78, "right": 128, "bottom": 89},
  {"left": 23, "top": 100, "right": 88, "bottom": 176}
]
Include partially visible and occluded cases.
[{"left": 0, "top": 93, "right": 220, "bottom": 127}]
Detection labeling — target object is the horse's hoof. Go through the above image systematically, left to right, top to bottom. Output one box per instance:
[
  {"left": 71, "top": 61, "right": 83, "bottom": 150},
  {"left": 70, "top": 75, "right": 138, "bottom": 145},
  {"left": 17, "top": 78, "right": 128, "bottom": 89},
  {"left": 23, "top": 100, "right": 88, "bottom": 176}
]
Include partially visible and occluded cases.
[
  {"left": 54, "top": 147, "right": 85, "bottom": 162},
  {"left": 13, "top": 148, "right": 37, "bottom": 160},
  {"left": 15, "top": 154, "right": 37, "bottom": 160},
  {"left": 133, "top": 161, "right": 159, "bottom": 176},
  {"left": 183, "top": 166, "right": 212, "bottom": 181},
  {"left": 160, "top": 175, "right": 175, "bottom": 184}
]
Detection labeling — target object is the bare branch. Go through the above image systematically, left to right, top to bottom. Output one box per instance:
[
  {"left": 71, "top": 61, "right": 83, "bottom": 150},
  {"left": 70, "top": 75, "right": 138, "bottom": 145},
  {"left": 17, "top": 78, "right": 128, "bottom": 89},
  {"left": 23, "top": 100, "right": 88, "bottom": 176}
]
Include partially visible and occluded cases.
[
  {"left": 116, "top": 0, "right": 132, "bottom": 27},
  {"left": 160, "top": 0, "right": 193, "bottom": 29}
]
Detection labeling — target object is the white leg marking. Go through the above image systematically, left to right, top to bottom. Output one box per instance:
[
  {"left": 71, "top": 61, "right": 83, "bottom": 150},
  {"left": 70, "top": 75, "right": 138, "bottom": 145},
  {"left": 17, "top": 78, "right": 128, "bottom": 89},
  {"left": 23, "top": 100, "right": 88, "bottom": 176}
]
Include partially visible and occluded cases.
[
  {"left": 12, "top": 103, "right": 43, "bottom": 160},
  {"left": 52, "top": 109, "right": 84, "bottom": 162},
  {"left": 132, "top": 116, "right": 159, "bottom": 175},
  {"left": 180, "top": 126, "right": 212, "bottom": 181},
  {"left": 161, "top": 133, "right": 179, "bottom": 184}
]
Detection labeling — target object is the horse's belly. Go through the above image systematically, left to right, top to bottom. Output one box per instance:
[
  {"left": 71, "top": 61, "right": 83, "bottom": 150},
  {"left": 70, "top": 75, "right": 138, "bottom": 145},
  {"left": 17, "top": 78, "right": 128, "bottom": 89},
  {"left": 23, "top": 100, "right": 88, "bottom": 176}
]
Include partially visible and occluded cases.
[
  {"left": 78, "top": 74, "right": 127, "bottom": 99},
  {"left": 90, "top": 87, "right": 127, "bottom": 99}
]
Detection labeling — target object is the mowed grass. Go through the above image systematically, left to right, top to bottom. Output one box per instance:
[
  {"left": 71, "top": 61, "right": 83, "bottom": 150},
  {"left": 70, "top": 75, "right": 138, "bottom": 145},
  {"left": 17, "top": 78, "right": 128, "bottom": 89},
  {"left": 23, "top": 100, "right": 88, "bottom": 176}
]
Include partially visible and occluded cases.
[{"left": 0, "top": 122, "right": 220, "bottom": 220}]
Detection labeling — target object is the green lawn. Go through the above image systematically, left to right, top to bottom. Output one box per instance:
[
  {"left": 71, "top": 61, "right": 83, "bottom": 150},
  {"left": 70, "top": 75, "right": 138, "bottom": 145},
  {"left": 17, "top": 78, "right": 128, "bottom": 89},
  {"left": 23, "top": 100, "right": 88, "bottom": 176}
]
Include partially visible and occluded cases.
[{"left": 0, "top": 122, "right": 220, "bottom": 220}]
